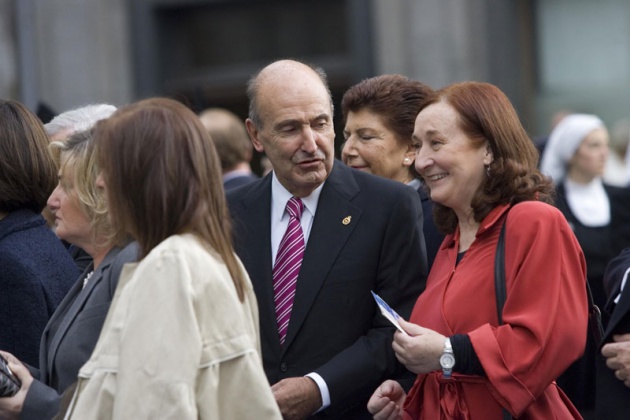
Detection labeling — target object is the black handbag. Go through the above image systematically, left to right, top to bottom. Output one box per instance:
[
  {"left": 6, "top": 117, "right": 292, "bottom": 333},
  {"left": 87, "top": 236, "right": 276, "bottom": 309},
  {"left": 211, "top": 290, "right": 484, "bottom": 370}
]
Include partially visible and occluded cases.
[
  {"left": 494, "top": 215, "right": 604, "bottom": 419},
  {"left": 0, "top": 353, "right": 21, "bottom": 398}
]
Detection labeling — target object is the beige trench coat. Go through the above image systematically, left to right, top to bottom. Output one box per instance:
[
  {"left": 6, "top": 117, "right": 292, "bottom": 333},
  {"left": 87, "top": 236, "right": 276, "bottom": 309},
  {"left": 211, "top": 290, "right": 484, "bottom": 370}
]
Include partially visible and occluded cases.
[{"left": 62, "top": 234, "right": 281, "bottom": 419}]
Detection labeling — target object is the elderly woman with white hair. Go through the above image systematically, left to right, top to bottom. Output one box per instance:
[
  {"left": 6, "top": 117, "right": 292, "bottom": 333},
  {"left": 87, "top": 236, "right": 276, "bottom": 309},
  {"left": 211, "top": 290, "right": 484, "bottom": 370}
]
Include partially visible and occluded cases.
[
  {"left": 43, "top": 103, "right": 117, "bottom": 273},
  {"left": 44, "top": 103, "right": 117, "bottom": 143},
  {"left": 541, "top": 113, "right": 630, "bottom": 417}
]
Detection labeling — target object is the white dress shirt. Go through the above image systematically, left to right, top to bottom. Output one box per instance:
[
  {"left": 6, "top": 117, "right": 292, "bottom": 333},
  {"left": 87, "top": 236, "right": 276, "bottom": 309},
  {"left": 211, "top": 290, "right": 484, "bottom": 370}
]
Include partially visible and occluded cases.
[
  {"left": 270, "top": 173, "right": 330, "bottom": 412},
  {"left": 614, "top": 267, "right": 630, "bottom": 305}
]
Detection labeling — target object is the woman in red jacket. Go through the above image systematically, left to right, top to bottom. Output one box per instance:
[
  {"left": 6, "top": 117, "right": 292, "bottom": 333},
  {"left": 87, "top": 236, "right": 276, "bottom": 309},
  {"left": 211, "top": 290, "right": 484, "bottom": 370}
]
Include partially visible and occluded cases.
[{"left": 368, "top": 82, "right": 588, "bottom": 419}]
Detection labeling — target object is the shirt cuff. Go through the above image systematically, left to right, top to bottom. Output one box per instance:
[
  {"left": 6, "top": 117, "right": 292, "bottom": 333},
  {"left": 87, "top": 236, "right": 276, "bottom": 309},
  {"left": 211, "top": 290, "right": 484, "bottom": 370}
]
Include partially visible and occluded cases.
[{"left": 305, "top": 372, "right": 331, "bottom": 413}]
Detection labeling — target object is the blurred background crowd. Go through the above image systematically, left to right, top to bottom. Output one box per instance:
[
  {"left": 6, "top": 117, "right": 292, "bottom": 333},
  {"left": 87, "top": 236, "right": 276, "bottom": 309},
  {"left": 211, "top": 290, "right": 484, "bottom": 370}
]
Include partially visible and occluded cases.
[
  {"left": 3, "top": 0, "right": 630, "bottom": 174},
  {"left": 2, "top": 1, "right": 630, "bottom": 419}
]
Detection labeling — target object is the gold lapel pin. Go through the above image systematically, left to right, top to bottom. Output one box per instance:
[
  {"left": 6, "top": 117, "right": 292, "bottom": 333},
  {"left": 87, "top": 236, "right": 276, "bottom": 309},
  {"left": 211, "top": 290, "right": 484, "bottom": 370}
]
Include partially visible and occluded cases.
[{"left": 342, "top": 216, "right": 352, "bottom": 225}]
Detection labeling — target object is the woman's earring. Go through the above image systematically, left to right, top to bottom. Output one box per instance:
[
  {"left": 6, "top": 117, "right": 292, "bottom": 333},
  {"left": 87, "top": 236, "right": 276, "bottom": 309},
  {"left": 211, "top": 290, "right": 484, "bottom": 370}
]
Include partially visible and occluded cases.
[
  {"left": 404, "top": 157, "right": 411, "bottom": 164},
  {"left": 486, "top": 165, "right": 491, "bottom": 178}
]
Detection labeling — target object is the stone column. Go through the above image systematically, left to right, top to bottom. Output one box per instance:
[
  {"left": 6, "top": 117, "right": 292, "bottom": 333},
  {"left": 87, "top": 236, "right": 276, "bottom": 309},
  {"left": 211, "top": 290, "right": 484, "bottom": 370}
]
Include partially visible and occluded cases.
[
  {"left": 0, "top": 0, "right": 18, "bottom": 100},
  {"left": 26, "top": 0, "right": 133, "bottom": 113}
]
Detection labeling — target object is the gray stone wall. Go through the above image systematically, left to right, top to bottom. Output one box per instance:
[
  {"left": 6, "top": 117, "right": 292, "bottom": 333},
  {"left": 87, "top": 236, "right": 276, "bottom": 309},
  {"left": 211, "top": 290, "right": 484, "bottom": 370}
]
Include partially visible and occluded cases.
[
  {"left": 1, "top": 0, "right": 627, "bottom": 135},
  {"left": 15, "top": 0, "right": 133, "bottom": 113},
  {"left": 372, "top": 0, "right": 535, "bottom": 130},
  {"left": 373, "top": 0, "right": 489, "bottom": 88}
]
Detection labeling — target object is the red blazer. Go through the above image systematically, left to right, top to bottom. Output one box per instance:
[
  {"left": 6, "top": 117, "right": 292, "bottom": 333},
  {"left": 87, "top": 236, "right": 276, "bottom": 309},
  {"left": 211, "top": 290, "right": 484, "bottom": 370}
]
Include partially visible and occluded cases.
[{"left": 404, "top": 202, "right": 587, "bottom": 419}]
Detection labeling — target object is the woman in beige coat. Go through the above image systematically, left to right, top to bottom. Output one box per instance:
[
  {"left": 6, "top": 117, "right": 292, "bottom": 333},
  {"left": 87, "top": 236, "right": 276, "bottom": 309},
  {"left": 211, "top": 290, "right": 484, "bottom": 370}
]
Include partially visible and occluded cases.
[{"left": 61, "top": 98, "right": 281, "bottom": 419}]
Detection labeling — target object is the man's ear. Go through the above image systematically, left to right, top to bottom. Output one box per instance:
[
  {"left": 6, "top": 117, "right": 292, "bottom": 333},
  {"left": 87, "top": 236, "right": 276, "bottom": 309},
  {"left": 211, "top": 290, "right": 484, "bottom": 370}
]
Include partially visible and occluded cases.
[{"left": 246, "top": 119, "right": 265, "bottom": 153}]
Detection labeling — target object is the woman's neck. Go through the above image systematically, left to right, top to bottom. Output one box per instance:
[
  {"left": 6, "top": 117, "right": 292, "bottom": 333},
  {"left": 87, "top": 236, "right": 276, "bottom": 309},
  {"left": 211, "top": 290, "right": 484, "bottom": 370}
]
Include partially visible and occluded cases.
[
  {"left": 567, "top": 168, "right": 597, "bottom": 185},
  {"left": 396, "top": 171, "right": 415, "bottom": 185},
  {"left": 0, "top": 211, "right": 8, "bottom": 221},
  {"left": 457, "top": 211, "right": 480, "bottom": 252},
  {"left": 82, "top": 241, "right": 113, "bottom": 270}
]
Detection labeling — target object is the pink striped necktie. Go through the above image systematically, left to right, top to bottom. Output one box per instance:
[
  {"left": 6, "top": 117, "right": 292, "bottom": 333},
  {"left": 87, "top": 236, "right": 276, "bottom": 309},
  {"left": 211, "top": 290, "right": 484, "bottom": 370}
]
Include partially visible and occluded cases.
[{"left": 273, "top": 197, "right": 305, "bottom": 346}]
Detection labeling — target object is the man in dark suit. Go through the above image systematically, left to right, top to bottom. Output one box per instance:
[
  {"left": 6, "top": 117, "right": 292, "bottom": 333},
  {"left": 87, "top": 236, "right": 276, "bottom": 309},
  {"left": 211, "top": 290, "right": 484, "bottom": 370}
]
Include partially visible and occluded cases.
[
  {"left": 226, "top": 59, "right": 427, "bottom": 419},
  {"left": 596, "top": 247, "right": 630, "bottom": 419}
]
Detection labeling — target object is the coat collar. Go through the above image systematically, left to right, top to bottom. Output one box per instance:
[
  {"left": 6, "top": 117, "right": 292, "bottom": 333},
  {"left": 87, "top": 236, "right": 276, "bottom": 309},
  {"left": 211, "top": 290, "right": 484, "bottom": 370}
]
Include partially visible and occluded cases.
[
  {"left": 442, "top": 203, "right": 511, "bottom": 250},
  {"left": 0, "top": 209, "right": 45, "bottom": 241},
  {"left": 45, "top": 246, "right": 122, "bottom": 378}
]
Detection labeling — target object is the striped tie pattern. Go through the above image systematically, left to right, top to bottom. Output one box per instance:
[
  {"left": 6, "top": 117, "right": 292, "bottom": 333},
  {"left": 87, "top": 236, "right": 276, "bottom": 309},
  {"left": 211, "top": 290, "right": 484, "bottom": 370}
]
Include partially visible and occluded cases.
[{"left": 273, "top": 197, "right": 305, "bottom": 346}]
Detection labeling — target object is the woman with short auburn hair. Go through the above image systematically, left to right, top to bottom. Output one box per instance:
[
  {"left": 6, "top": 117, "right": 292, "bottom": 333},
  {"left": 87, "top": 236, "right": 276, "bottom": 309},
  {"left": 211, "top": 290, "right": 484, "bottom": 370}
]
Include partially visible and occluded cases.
[{"left": 341, "top": 74, "right": 443, "bottom": 269}]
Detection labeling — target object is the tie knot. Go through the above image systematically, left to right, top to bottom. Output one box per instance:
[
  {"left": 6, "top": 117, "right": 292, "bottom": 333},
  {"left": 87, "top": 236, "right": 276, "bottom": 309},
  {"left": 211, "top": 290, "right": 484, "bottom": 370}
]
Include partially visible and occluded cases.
[{"left": 286, "top": 197, "right": 304, "bottom": 220}]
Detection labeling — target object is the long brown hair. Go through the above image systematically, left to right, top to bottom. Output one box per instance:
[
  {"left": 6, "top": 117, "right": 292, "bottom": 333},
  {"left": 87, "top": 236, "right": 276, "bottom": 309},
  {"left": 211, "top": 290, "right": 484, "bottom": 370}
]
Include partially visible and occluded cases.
[
  {"left": 420, "top": 82, "right": 554, "bottom": 233},
  {"left": 94, "top": 97, "right": 245, "bottom": 300}
]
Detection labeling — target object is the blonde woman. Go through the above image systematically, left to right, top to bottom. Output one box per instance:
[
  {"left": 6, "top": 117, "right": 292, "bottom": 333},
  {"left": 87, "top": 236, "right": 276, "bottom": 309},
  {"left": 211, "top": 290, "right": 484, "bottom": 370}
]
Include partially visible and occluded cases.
[
  {"left": 62, "top": 98, "right": 281, "bottom": 419},
  {"left": 0, "top": 129, "right": 136, "bottom": 420}
]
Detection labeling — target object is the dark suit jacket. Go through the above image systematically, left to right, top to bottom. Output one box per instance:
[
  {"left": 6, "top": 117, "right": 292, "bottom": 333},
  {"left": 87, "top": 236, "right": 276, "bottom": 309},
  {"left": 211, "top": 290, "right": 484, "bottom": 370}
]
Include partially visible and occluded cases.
[
  {"left": 227, "top": 162, "right": 427, "bottom": 418},
  {"left": 223, "top": 172, "right": 259, "bottom": 191},
  {"left": 555, "top": 182, "right": 630, "bottom": 308},
  {"left": 417, "top": 186, "right": 444, "bottom": 271},
  {"left": 0, "top": 209, "right": 78, "bottom": 368},
  {"left": 20, "top": 242, "right": 138, "bottom": 420},
  {"left": 596, "top": 247, "right": 630, "bottom": 420}
]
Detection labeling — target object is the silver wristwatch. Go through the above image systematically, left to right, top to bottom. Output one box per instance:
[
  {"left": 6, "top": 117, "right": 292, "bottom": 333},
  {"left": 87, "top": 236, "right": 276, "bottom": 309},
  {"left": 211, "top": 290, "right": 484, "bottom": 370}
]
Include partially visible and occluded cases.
[{"left": 439, "top": 337, "right": 455, "bottom": 379}]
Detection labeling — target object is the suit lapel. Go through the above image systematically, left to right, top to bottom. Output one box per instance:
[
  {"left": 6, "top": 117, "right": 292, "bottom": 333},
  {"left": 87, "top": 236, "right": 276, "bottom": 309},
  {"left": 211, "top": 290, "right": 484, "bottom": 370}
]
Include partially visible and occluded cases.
[
  {"left": 283, "top": 164, "right": 362, "bottom": 350},
  {"left": 236, "top": 177, "right": 279, "bottom": 357},
  {"left": 46, "top": 249, "right": 115, "bottom": 377},
  {"left": 38, "top": 275, "right": 84, "bottom": 384},
  {"left": 605, "top": 284, "right": 630, "bottom": 340}
]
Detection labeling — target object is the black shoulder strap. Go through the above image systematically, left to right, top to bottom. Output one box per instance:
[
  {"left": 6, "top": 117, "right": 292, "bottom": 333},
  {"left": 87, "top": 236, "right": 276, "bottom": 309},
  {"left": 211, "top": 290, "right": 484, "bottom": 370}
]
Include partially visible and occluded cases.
[
  {"left": 495, "top": 210, "right": 603, "bottom": 340},
  {"left": 493, "top": 211, "right": 602, "bottom": 419},
  {"left": 494, "top": 216, "right": 512, "bottom": 420},
  {"left": 494, "top": 218, "right": 508, "bottom": 325},
  {"left": 586, "top": 280, "right": 604, "bottom": 344}
]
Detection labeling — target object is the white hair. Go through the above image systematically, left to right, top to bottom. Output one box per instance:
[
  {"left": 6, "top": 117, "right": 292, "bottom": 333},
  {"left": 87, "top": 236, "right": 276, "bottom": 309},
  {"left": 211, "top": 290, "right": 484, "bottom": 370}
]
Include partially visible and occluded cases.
[{"left": 45, "top": 103, "right": 117, "bottom": 137}]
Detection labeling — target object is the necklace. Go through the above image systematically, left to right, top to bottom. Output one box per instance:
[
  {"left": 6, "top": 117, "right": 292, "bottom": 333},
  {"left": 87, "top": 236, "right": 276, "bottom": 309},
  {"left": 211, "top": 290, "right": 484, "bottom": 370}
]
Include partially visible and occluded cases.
[{"left": 82, "top": 271, "right": 94, "bottom": 289}]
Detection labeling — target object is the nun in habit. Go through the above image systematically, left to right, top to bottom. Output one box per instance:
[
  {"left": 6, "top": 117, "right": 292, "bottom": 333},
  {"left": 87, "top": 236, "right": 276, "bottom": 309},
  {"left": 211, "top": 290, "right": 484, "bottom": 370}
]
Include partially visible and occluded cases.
[{"left": 540, "top": 113, "right": 630, "bottom": 417}]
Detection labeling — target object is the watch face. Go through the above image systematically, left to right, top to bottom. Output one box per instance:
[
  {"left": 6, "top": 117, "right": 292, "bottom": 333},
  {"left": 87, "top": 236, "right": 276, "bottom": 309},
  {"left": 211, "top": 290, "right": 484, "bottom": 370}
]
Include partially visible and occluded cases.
[{"left": 440, "top": 353, "right": 456, "bottom": 369}]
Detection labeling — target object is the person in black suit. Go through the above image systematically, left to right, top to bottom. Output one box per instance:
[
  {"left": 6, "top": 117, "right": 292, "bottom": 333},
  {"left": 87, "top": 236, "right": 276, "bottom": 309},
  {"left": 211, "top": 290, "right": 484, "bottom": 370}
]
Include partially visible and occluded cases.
[
  {"left": 226, "top": 59, "right": 428, "bottom": 419},
  {"left": 199, "top": 107, "right": 259, "bottom": 190},
  {"left": 540, "top": 114, "right": 630, "bottom": 417},
  {"left": 0, "top": 130, "right": 137, "bottom": 420},
  {"left": 596, "top": 247, "right": 630, "bottom": 419}
]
